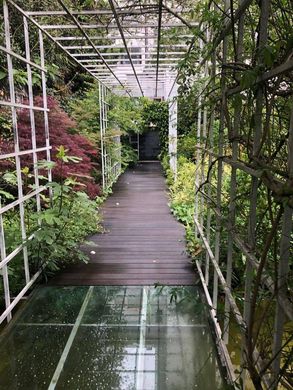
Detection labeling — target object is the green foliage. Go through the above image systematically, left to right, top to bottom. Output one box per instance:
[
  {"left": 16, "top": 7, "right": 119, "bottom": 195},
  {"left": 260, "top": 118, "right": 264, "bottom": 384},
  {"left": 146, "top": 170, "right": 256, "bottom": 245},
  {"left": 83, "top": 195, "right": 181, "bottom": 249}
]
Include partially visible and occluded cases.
[
  {"left": 240, "top": 68, "right": 259, "bottom": 89},
  {"left": 68, "top": 85, "right": 100, "bottom": 141},
  {"left": 69, "top": 89, "right": 144, "bottom": 183},
  {"left": 108, "top": 95, "right": 146, "bottom": 134},
  {"left": 107, "top": 96, "right": 169, "bottom": 168},
  {"left": 141, "top": 100, "right": 169, "bottom": 157},
  {"left": 141, "top": 100, "right": 168, "bottom": 131},
  {"left": 0, "top": 108, "right": 12, "bottom": 140},
  {"left": 177, "top": 129, "right": 197, "bottom": 159},
  {"left": 121, "top": 143, "right": 138, "bottom": 170},
  {"left": 56, "top": 145, "right": 82, "bottom": 164},
  {"left": 0, "top": 149, "right": 102, "bottom": 309},
  {"left": 164, "top": 156, "right": 202, "bottom": 258},
  {"left": 169, "top": 157, "right": 196, "bottom": 224},
  {"left": 0, "top": 185, "right": 101, "bottom": 308},
  {"left": 31, "top": 186, "right": 101, "bottom": 272},
  {"left": 0, "top": 189, "right": 15, "bottom": 200}
]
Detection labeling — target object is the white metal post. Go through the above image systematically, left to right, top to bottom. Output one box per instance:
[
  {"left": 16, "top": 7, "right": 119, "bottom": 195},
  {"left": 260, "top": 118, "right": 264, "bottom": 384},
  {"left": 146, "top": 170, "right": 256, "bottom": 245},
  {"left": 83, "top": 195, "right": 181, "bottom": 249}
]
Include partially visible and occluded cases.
[
  {"left": 3, "top": 1, "right": 30, "bottom": 284},
  {"left": 23, "top": 16, "right": 41, "bottom": 218},
  {"left": 39, "top": 30, "right": 53, "bottom": 199},
  {"left": 99, "top": 81, "right": 106, "bottom": 190},
  {"left": 168, "top": 83, "right": 178, "bottom": 179},
  {"left": 0, "top": 199, "right": 11, "bottom": 322}
]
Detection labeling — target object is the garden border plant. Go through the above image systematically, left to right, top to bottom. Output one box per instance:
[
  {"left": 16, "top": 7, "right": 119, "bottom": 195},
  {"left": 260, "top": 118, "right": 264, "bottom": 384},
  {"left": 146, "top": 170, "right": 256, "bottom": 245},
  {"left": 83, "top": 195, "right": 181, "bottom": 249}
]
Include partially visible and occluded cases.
[{"left": 0, "top": 146, "right": 103, "bottom": 310}]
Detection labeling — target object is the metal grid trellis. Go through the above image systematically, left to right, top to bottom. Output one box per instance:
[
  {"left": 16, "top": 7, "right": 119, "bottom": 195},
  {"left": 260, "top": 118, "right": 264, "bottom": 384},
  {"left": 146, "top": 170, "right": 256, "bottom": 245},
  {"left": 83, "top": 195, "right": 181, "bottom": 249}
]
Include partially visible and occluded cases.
[
  {"left": 0, "top": 0, "right": 52, "bottom": 324},
  {"left": 1, "top": 0, "right": 196, "bottom": 326},
  {"left": 16, "top": 0, "right": 196, "bottom": 99},
  {"left": 192, "top": 0, "right": 293, "bottom": 388},
  {"left": 99, "top": 81, "right": 121, "bottom": 190}
]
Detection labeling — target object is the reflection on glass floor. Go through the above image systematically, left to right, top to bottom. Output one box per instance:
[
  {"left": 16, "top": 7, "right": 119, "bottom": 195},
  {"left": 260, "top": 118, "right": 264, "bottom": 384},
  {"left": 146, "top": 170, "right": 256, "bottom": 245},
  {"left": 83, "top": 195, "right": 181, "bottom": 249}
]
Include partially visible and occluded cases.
[{"left": 0, "top": 286, "right": 225, "bottom": 389}]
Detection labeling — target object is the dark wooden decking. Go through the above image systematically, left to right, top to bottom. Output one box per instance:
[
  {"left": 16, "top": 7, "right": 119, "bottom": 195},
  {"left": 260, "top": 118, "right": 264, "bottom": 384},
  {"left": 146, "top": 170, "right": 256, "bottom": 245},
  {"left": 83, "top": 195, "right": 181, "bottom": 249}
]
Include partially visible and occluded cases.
[{"left": 52, "top": 162, "right": 196, "bottom": 285}]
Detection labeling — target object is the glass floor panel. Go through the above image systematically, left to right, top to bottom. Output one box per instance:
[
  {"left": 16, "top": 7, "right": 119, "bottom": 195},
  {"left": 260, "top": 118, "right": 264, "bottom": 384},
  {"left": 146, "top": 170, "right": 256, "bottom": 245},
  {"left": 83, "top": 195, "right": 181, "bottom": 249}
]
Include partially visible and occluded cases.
[{"left": 0, "top": 286, "right": 226, "bottom": 389}]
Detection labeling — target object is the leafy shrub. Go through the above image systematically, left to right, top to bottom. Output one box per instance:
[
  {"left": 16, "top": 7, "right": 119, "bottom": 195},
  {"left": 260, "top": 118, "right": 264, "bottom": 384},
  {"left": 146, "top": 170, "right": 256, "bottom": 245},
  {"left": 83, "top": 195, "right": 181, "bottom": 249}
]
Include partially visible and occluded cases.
[
  {"left": 68, "top": 86, "right": 100, "bottom": 140},
  {"left": 69, "top": 89, "right": 141, "bottom": 180},
  {"left": 108, "top": 95, "right": 145, "bottom": 134},
  {"left": 0, "top": 96, "right": 101, "bottom": 198},
  {"left": 141, "top": 100, "right": 169, "bottom": 157},
  {"left": 177, "top": 129, "right": 198, "bottom": 160},
  {"left": 121, "top": 143, "right": 138, "bottom": 170},
  {"left": 165, "top": 156, "right": 202, "bottom": 258},
  {"left": 169, "top": 156, "right": 196, "bottom": 224},
  {"left": 0, "top": 164, "right": 102, "bottom": 310},
  {"left": 30, "top": 183, "right": 101, "bottom": 273}
]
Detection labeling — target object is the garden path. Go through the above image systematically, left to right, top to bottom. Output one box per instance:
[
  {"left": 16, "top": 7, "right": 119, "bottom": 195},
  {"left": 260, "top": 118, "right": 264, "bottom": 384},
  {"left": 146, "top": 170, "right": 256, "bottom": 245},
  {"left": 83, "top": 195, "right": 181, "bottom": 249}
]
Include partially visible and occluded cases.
[
  {"left": 51, "top": 162, "right": 196, "bottom": 286},
  {"left": 0, "top": 163, "right": 223, "bottom": 390}
]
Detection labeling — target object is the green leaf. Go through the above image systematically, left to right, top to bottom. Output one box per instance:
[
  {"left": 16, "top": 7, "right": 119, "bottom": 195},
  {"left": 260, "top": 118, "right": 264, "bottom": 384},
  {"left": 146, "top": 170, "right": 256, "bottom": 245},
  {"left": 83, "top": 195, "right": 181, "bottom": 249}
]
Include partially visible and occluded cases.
[
  {"left": 262, "top": 45, "right": 275, "bottom": 67},
  {"left": 240, "top": 69, "right": 258, "bottom": 89},
  {"left": 0, "top": 70, "right": 7, "bottom": 80},
  {"left": 32, "top": 72, "right": 42, "bottom": 87},
  {"left": 55, "top": 145, "right": 82, "bottom": 164},
  {"left": 56, "top": 145, "right": 68, "bottom": 159},
  {"left": 66, "top": 156, "right": 82, "bottom": 163},
  {"left": 37, "top": 160, "right": 56, "bottom": 170},
  {"left": 21, "top": 167, "right": 30, "bottom": 175},
  {"left": 3, "top": 172, "right": 18, "bottom": 185},
  {"left": 36, "top": 175, "right": 49, "bottom": 181},
  {"left": 64, "top": 178, "right": 85, "bottom": 187},
  {"left": 0, "top": 190, "right": 15, "bottom": 200},
  {"left": 45, "top": 236, "right": 54, "bottom": 245}
]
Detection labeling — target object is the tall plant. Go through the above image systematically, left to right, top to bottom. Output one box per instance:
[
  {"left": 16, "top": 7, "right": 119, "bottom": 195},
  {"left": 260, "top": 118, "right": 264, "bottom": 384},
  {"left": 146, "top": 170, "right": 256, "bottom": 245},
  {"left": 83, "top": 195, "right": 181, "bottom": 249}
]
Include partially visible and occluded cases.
[{"left": 0, "top": 96, "right": 101, "bottom": 198}]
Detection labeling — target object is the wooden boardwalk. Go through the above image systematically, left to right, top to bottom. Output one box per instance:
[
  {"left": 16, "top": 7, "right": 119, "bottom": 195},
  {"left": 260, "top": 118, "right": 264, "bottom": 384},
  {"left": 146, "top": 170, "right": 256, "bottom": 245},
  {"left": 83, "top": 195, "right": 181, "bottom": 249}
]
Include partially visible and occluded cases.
[{"left": 52, "top": 162, "right": 196, "bottom": 286}]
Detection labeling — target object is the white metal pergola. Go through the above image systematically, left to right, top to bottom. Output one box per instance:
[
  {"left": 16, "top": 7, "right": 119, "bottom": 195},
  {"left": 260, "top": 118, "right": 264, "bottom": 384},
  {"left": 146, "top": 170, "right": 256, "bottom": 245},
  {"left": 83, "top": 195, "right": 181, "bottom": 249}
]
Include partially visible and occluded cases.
[
  {"left": 0, "top": 0, "right": 194, "bottom": 325},
  {"left": 9, "top": 0, "right": 189, "bottom": 187},
  {"left": 20, "top": 0, "right": 195, "bottom": 99},
  {"left": 1, "top": 1, "right": 292, "bottom": 389}
]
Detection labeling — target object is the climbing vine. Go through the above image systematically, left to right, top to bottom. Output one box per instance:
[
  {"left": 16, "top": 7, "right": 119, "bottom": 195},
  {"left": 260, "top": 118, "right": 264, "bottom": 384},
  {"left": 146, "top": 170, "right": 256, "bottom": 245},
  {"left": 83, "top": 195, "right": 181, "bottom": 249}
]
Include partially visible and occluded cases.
[{"left": 171, "top": 1, "right": 293, "bottom": 388}]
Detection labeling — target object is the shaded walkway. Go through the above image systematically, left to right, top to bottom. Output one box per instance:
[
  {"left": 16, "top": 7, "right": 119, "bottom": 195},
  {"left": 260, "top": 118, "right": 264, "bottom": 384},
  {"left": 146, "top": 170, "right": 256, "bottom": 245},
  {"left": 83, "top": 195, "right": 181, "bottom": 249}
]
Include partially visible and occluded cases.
[
  {"left": 52, "top": 162, "right": 196, "bottom": 286},
  {"left": 0, "top": 164, "right": 225, "bottom": 390}
]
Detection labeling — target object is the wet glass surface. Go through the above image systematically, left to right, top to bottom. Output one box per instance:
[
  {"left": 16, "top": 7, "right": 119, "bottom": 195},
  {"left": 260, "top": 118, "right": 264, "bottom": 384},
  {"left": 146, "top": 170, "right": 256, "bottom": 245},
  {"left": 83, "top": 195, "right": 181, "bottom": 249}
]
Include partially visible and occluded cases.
[
  {"left": 0, "top": 286, "right": 226, "bottom": 389},
  {"left": 0, "top": 325, "right": 71, "bottom": 389}
]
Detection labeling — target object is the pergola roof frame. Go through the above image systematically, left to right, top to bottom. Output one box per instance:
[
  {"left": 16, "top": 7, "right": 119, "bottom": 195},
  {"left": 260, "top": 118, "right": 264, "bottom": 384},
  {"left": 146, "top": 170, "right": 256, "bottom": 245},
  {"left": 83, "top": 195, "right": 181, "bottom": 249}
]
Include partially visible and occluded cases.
[
  {"left": 6, "top": 0, "right": 197, "bottom": 98},
  {"left": 7, "top": 0, "right": 112, "bottom": 93},
  {"left": 57, "top": 0, "right": 131, "bottom": 96},
  {"left": 108, "top": 0, "right": 144, "bottom": 96},
  {"left": 155, "top": 0, "right": 163, "bottom": 97}
]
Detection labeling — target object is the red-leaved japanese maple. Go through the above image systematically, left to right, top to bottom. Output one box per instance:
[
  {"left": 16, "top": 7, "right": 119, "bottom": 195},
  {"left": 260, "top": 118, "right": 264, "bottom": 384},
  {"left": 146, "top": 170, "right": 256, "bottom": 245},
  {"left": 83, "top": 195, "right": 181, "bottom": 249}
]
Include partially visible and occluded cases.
[{"left": 0, "top": 96, "right": 101, "bottom": 198}]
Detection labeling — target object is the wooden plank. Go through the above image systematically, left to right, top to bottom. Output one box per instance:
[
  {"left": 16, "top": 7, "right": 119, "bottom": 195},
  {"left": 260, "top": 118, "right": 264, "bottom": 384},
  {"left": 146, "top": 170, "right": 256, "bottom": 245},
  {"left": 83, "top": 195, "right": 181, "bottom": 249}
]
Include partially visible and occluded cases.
[{"left": 51, "top": 162, "right": 196, "bottom": 286}]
